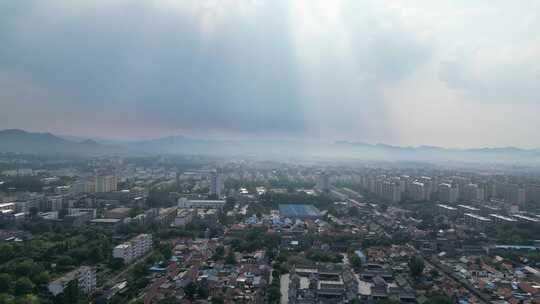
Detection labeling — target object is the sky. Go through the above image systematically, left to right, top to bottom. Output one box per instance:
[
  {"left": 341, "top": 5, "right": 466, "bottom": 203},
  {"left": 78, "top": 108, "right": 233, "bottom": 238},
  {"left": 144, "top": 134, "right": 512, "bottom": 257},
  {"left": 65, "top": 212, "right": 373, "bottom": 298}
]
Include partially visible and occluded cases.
[{"left": 0, "top": 0, "right": 539, "bottom": 148}]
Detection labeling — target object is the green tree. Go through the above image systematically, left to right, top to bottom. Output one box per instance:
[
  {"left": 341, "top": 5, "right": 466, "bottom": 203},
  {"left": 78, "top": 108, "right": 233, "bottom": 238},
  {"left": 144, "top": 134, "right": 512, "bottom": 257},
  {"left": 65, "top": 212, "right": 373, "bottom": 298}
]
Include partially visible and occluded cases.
[
  {"left": 0, "top": 177, "right": 43, "bottom": 192},
  {"left": 147, "top": 189, "right": 172, "bottom": 208},
  {"left": 158, "top": 243, "right": 173, "bottom": 260},
  {"left": 0, "top": 245, "right": 14, "bottom": 261},
  {"left": 89, "top": 246, "right": 105, "bottom": 263},
  {"left": 212, "top": 246, "right": 225, "bottom": 260},
  {"left": 148, "top": 252, "right": 165, "bottom": 265},
  {"left": 225, "top": 252, "right": 236, "bottom": 265},
  {"left": 350, "top": 254, "right": 363, "bottom": 271},
  {"left": 56, "top": 256, "right": 76, "bottom": 269},
  {"left": 409, "top": 256, "right": 425, "bottom": 277},
  {"left": 109, "top": 258, "right": 124, "bottom": 270},
  {"left": 13, "top": 260, "right": 33, "bottom": 277},
  {"left": 131, "top": 263, "right": 149, "bottom": 278},
  {"left": 31, "top": 271, "right": 49, "bottom": 286},
  {"left": 0, "top": 274, "right": 12, "bottom": 293},
  {"left": 14, "top": 278, "right": 34, "bottom": 296},
  {"left": 64, "top": 280, "right": 80, "bottom": 304},
  {"left": 184, "top": 282, "right": 197, "bottom": 300},
  {"left": 197, "top": 282, "right": 209, "bottom": 299},
  {"left": 267, "top": 285, "right": 281, "bottom": 304},
  {"left": 0, "top": 294, "right": 14, "bottom": 304},
  {"left": 14, "top": 294, "right": 40, "bottom": 304},
  {"left": 428, "top": 294, "right": 453, "bottom": 304},
  {"left": 211, "top": 296, "right": 224, "bottom": 304},
  {"left": 157, "top": 297, "right": 177, "bottom": 304},
  {"left": 375, "top": 300, "right": 400, "bottom": 304}
]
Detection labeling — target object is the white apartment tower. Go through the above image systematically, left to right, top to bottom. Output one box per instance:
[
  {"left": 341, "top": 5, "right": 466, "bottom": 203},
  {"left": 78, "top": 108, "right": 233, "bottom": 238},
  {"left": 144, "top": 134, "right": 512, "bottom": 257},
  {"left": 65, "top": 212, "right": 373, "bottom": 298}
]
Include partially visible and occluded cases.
[
  {"left": 209, "top": 171, "right": 224, "bottom": 198},
  {"left": 316, "top": 172, "right": 331, "bottom": 192},
  {"left": 95, "top": 175, "right": 118, "bottom": 193},
  {"left": 382, "top": 181, "right": 401, "bottom": 203},
  {"left": 409, "top": 181, "right": 427, "bottom": 201},
  {"left": 438, "top": 183, "right": 459, "bottom": 203},
  {"left": 463, "top": 183, "right": 485, "bottom": 202}
]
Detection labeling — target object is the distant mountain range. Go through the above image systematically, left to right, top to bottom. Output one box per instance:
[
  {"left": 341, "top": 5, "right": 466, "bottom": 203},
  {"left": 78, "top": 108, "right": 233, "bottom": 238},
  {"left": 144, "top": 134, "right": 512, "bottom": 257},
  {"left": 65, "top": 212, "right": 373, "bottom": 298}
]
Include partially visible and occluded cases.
[
  {"left": 0, "top": 129, "right": 539, "bottom": 164},
  {"left": 0, "top": 129, "right": 120, "bottom": 155},
  {"left": 332, "top": 141, "right": 540, "bottom": 164}
]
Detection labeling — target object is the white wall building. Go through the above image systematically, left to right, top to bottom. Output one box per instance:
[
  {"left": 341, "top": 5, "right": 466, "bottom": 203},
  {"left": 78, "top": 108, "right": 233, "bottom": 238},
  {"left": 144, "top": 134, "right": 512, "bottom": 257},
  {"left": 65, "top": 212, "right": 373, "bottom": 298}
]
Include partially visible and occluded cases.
[
  {"left": 209, "top": 172, "right": 224, "bottom": 198},
  {"left": 316, "top": 172, "right": 331, "bottom": 192},
  {"left": 95, "top": 175, "right": 118, "bottom": 193},
  {"left": 382, "top": 181, "right": 401, "bottom": 203},
  {"left": 409, "top": 182, "right": 427, "bottom": 201},
  {"left": 438, "top": 183, "right": 459, "bottom": 203},
  {"left": 463, "top": 183, "right": 485, "bottom": 202},
  {"left": 47, "top": 195, "right": 64, "bottom": 211},
  {"left": 177, "top": 198, "right": 226, "bottom": 210},
  {"left": 0, "top": 203, "right": 15, "bottom": 212},
  {"left": 173, "top": 209, "right": 194, "bottom": 228},
  {"left": 113, "top": 234, "right": 153, "bottom": 263},
  {"left": 48, "top": 266, "right": 96, "bottom": 296}
]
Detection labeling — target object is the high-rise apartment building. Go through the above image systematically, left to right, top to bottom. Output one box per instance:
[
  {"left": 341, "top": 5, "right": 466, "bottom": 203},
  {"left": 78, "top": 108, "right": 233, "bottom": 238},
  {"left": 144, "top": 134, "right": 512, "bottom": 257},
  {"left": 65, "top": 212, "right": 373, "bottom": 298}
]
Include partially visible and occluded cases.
[
  {"left": 209, "top": 171, "right": 223, "bottom": 198},
  {"left": 316, "top": 172, "right": 331, "bottom": 192},
  {"left": 95, "top": 175, "right": 117, "bottom": 193},
  {"left": 382, "top": 181, "right": 401, "bottom": 203},
  {"left": 409, "top": 181, "right": 427, "bottom": 201},
  {"left": 438, "top": 183, "right": 459, "bottom": 203},
  {"left": 463, "top": 183, "right": 485, "bottom": 202}
]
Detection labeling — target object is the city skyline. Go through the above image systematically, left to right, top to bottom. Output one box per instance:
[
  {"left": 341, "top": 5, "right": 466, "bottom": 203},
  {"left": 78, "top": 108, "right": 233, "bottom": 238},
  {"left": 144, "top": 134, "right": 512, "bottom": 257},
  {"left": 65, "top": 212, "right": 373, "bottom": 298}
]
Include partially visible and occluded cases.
[{"left": 1, "top": 1, "right": 540, "bottom": 148}]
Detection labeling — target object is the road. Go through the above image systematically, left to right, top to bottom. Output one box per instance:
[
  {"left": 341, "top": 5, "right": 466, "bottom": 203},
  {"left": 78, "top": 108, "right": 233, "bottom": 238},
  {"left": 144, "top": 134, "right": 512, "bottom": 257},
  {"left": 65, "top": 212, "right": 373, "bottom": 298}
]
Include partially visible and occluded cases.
[
  {"left": 340, "top": 188, "right": 492, "bottom": 304},
  {"left": 407, "top": 244, "right": 490, "bottom": 304},
  {"left": 100, "top": 250, "right": 156, "bottom": 290}
]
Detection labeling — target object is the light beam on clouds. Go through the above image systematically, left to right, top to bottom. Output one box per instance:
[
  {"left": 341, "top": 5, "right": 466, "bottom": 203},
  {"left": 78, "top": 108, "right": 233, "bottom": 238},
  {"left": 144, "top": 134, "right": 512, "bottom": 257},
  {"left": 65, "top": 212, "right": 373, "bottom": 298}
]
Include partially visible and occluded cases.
[{"left": 0, "top": 0, "right": 539, "bottom": 147}]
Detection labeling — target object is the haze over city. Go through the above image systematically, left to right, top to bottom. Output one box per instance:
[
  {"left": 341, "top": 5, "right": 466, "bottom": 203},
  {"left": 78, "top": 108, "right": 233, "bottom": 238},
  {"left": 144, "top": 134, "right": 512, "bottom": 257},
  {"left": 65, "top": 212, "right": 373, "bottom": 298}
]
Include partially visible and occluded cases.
[
  {"left": 1, "top": 1, "right": 540, "bottom": 148},
  {"left": 4, "top": 2, "right": 540, "bottom": 304}
]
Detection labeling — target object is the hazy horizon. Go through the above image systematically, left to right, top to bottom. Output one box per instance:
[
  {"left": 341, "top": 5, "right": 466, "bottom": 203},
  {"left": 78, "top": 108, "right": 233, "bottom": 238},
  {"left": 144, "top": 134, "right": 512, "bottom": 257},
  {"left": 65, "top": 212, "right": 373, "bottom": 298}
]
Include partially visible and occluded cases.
[
  {"left": 1, "top": 1, "right": 540, "bottom": 148},
  {"left": 3, "top": 128, "right": 540, "bottom": 152}
]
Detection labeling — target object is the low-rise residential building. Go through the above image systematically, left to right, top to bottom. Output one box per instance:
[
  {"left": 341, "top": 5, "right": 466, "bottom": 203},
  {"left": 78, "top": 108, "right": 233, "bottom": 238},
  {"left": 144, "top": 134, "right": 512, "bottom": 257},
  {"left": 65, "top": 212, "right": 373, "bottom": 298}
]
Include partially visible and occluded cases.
[
  {"left": 177, "top": 198, "right": 226, "bottom": 210},
  {"left": 0, "top": 203, "right": 15, "bottom": 212},
  {"left": 437, "top": 204, "right": 458, "bottom": 217},
  {"left": 457, "top": 204, "right": 481, "bottom": 214},
  {"left": 105, "top": 207, "right": 132, "bottom": 219},
  {"left": 157, "top": 207, "right": 177, "bottom": 226},
  {"left": 173, "top": 209, "right": 194, "bottom": 228},
  {"left": 64, "top": 211, "right": 93, "bottom": 227},
  {"left": 464, "top": 213, "right": 492, "bottom": 228},
  {"left": 489, "top": 214, "right": 517, "bottom": 224},
  {"left": 511, "top": 214, "right": 540, "bottom": 223},
  {"left": 89, "top": 218, "right": 122, "bottom": 229},
  {"left": 113, "top": 234, "right": 153, "bottom": 263},
  {"left": 287, "top": 264, "right": 358, "bottom": 304},
  {"left": 48, "top": 266, "right": 96, "bottom": 296}
]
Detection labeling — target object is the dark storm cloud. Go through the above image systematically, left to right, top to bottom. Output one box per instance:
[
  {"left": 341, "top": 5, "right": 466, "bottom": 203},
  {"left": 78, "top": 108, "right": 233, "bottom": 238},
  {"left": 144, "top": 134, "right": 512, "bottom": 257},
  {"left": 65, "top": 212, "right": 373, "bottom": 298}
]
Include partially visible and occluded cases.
[
  {"left": 0, "top": 0, "right": 436, "bottom": 141},
  {"left": 0, "top": 1, "right": 306, "bottom": 135},
  {"left": 1, "top": 1, "right": 539, "bottom": 147}
]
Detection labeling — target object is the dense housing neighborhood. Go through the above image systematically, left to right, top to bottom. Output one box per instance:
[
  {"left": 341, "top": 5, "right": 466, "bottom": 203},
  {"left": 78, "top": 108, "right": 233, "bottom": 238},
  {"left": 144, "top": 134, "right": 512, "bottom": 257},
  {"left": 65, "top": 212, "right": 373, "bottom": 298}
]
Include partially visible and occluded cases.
[{"left": 0, "top": 153, "right": 540, "bottom": 304}]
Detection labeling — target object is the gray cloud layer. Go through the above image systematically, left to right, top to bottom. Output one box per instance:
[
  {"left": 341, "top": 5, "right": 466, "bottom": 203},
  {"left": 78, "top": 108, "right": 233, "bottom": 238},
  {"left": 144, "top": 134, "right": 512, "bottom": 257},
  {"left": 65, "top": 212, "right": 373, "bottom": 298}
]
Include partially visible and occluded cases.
[{"left": 0, "top": 1, "right": 539, "bottom": 147}]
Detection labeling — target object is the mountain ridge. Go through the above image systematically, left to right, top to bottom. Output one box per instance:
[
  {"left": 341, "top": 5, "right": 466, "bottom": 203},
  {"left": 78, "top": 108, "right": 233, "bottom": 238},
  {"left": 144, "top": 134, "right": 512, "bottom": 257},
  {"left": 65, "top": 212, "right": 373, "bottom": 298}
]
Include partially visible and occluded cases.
[
  {"left": 0, "top": 129, "right": 539, "bottom": 163},
  {"left": 0, "top": 129, "right": 121, "bottom": 155}
]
